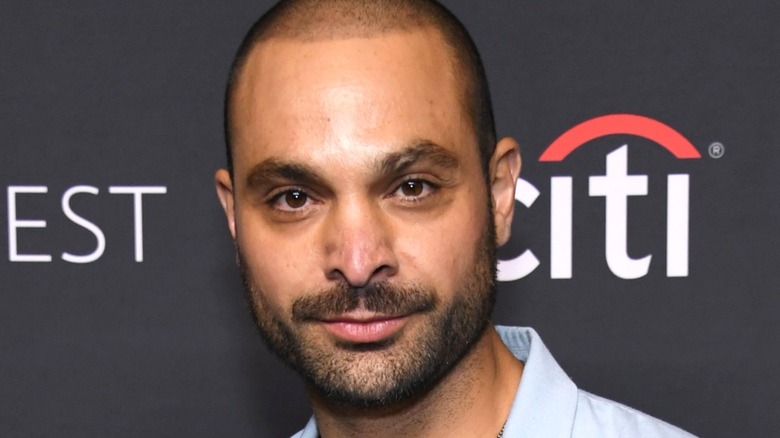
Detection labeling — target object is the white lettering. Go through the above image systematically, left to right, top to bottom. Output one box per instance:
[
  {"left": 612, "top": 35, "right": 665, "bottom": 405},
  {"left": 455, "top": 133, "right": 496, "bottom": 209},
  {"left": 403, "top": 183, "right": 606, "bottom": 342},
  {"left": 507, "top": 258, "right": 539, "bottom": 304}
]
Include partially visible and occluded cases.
[
  {"left": 589, "top": 146, "right": 651, "bottom": 279},
  {"left": 667, "top": 174, "right": 689, "bottom": 276},
  {"left": 550, "top": 177, "right": 573, "bottom": 279},
  {"left": 8, "top": 186, "right": 51, "bottom": 262},
  {"left": 61, "top": 186, "right": 106, "bottom": 263},
  {"left": 109, "top": 186, "right": 167, "bottom": 262}
]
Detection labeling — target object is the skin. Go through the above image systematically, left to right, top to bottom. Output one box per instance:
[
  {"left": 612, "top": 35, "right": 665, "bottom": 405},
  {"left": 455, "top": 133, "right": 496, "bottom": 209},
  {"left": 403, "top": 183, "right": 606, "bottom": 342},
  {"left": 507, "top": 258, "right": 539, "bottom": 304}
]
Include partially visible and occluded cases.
[{"left": 216, "top": 26, "right": 523, "bottom": 437}]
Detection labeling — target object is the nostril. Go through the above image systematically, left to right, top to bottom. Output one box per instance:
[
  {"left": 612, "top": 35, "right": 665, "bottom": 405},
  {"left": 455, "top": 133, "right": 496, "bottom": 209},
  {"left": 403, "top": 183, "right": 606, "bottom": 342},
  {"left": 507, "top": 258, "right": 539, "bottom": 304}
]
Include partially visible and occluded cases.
[
  {"left": 321, "top": 212, "right": 398, "bottom": 286},
  {"left": 325, "top": 264, "right": 397, "bottom": 288},
  {"left": 370, "top": 264, "right": 397, "bottom": 283},
  {"left": 325, "top": 268, "right": 347, "bottom": 283}
]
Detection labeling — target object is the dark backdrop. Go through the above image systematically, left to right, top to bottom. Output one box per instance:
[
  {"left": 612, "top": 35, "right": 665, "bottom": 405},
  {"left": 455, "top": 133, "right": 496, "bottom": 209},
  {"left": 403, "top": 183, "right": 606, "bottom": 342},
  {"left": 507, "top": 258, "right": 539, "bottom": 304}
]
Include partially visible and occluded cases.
[{"left": 1, "top": 1, "right": 777, "bottom": 436}]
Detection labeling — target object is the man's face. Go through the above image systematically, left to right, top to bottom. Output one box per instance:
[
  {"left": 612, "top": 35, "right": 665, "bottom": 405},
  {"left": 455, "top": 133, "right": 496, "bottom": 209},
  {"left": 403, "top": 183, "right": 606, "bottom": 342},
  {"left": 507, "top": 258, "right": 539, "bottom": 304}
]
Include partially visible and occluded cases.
[{"left": 219, "top": 28, "right": 500, "bottom": 408}]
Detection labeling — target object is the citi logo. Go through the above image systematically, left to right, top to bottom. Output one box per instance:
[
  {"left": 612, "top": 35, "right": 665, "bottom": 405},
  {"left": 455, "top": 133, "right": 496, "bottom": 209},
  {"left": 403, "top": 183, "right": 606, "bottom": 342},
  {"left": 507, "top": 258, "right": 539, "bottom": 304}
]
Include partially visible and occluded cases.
[{"left": 498, "top": 114, "right": 702, "bottom": 282}]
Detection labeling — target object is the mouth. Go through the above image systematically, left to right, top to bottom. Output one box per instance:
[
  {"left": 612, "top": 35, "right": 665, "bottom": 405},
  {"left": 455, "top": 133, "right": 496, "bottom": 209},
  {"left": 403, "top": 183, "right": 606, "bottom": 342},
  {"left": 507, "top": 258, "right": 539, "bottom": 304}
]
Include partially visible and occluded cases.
[{"left": 319, "top": 311, "right": 411, "bottom": 344}]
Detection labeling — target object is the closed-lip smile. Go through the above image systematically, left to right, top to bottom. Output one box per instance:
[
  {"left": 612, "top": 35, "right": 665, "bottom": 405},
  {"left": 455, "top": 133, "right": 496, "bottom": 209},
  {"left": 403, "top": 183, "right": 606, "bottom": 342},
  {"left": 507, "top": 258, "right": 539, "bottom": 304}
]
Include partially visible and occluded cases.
[{"left": 319, "top": 311, "right": 410, "bottom": 344}]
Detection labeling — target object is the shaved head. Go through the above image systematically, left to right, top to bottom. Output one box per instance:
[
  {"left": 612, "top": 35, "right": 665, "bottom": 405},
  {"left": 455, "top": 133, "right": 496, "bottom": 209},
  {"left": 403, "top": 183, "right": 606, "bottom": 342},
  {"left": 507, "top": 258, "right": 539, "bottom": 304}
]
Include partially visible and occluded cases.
[
  {"left": 215, "top": 0, "right": 526, "bottom": 417},
  {"left": 224, "top": 0, "right": 496, "bottom": 176}
]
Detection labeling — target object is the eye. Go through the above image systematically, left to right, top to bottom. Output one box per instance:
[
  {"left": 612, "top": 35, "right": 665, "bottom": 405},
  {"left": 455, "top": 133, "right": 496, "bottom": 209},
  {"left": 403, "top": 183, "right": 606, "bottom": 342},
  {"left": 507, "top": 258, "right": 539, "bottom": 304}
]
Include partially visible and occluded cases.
[
  {"left": 394, "top": 179, "right": 436, "bottom": 200},
  {"left": 270, "top": 188, "right": 310, "bottom": 211}
]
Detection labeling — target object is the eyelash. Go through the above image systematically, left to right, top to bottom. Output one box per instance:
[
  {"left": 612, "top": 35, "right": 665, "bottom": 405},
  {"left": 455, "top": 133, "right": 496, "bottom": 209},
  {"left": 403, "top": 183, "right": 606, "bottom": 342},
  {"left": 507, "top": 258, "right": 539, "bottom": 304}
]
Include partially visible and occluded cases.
[
  {"left": 266, "top": 177, "right": 439, "bottom": 213},
  {"left": 392, "top": 178, "right": 439, "bottom": 202},
  {"left": 267, "top": 187, "right": 314, "bottom": 213}
]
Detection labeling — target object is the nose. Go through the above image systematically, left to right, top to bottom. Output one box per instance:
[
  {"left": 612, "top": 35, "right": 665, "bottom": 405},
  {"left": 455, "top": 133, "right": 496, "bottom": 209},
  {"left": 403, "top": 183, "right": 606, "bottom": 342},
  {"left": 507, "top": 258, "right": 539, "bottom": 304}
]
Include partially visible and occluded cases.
[{"left": 322, "top": 197, "right": 398, "bottom": 287}]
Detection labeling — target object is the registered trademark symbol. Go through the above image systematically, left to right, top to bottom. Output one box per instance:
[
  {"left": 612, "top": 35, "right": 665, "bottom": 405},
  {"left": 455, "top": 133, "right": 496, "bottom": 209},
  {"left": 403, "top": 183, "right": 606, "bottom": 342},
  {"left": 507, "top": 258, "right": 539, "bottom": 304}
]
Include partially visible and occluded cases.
[{"left": 708, "top": 142, "right": 725, "bottom": 159}]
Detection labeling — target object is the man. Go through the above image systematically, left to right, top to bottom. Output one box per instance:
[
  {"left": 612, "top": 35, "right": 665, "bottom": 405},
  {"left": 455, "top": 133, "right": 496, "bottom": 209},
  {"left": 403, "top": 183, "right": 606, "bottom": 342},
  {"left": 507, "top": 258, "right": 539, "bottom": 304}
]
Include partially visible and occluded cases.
[{"left": 215, "top": 0, "right": 695, "bottom": 436}]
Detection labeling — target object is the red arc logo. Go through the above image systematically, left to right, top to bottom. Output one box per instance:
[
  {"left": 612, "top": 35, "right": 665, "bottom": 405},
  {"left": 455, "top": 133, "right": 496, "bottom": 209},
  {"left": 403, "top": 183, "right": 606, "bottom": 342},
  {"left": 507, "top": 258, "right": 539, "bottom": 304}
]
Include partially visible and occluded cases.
[{"left": 539, "top": 114, "right": 701, "bottom": 161}]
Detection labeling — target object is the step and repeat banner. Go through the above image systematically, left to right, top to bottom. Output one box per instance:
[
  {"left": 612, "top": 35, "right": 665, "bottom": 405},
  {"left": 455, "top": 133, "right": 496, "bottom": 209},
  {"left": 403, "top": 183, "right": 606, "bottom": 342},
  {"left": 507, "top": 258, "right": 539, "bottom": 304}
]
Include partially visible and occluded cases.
[{"left": 1, "top": 1, "right": 777, "bottom": 436}]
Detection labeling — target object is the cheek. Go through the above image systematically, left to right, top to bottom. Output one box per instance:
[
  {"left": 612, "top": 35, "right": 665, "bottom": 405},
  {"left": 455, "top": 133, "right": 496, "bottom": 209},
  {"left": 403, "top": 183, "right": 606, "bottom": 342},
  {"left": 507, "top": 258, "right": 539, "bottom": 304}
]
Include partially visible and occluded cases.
[
  {"left": 395, "top": 197, "right": 487, "bottom": 294},
  {"left": 235, "top": 210, "right": 320, "bottom": 308}
]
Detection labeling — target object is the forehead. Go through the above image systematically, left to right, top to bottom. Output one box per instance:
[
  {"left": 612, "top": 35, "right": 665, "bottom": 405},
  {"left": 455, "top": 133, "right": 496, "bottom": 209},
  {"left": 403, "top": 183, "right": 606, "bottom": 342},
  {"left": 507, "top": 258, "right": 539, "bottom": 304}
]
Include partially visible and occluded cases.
[{"left": 230, "top": 27, "right": 477, "bottom": 175}]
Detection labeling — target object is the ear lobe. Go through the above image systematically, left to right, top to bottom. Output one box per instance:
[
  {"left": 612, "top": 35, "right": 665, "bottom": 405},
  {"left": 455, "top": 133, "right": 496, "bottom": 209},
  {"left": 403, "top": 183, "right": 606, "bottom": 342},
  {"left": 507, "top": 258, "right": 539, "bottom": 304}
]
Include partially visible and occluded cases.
[
  {"left": 489, "top": 137, "right": 522, "bottom": 246},
  {"left": 215, "top": 169, "right": 237, "bottom": 239}
]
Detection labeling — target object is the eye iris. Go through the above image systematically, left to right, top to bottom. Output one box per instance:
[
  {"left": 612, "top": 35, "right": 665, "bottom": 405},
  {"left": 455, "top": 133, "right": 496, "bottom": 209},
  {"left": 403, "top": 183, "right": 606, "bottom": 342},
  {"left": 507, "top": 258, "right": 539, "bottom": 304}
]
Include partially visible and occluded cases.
[
  {"left": 402, "top": 180, "right": 423, "bottom": 197},
  {"left": 285, "top": 190, "right": 307, "bottom": 208}
]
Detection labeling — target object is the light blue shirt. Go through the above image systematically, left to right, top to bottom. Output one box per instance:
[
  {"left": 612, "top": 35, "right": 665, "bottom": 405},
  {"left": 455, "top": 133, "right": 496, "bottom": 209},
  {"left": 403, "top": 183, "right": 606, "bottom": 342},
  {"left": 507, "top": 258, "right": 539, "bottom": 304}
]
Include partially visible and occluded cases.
[{"left": 291, "top": 326, "right": 696, "bottom": 437}]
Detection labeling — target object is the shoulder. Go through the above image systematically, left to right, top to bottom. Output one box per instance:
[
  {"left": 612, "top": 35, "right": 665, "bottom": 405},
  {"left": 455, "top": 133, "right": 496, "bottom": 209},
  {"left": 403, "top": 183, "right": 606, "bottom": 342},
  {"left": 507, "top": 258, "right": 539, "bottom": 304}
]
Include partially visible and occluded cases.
[{"left": 573, "top": 390, "right": 697, "bottom": 438}]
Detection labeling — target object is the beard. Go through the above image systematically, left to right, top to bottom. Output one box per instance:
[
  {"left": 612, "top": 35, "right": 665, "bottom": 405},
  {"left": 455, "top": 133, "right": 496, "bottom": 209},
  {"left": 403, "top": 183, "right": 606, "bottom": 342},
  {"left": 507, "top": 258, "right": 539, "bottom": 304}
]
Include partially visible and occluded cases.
[{"left": 237, "top": 220, "right": 498, "bottom": 410}]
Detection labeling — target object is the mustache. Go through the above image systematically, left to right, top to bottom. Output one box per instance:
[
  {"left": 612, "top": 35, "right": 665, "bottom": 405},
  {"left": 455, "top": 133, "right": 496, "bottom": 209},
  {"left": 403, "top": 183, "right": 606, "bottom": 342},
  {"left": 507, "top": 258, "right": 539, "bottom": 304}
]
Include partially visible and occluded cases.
[{"left": 292, "top": 281, "right": 439, "bottom": 322}]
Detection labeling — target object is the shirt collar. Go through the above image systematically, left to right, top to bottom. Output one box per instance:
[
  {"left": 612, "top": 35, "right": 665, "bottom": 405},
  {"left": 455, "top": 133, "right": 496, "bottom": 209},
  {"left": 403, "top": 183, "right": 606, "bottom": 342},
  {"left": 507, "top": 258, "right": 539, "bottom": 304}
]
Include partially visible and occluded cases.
[{"left": 497, "top": 326, "right": 579, "bottom": 438}]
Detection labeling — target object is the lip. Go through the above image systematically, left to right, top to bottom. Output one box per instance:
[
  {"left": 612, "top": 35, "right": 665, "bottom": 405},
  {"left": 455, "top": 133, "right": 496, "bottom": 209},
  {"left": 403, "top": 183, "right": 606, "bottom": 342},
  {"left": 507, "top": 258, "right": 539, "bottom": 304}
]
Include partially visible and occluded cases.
[{"left": 320, "top": 312, "right": 409, "bottom": 344}]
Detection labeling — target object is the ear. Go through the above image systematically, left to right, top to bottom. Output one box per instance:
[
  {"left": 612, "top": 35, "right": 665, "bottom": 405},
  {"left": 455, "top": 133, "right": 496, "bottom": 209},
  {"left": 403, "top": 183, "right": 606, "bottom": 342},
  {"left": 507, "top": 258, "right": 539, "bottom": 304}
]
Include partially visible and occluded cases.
[
  {"left": 488, "top": 137, "right": 522, "bottom": 246},
  {"left": 215, "top": 169, "right": 237, "bottom": 240}
]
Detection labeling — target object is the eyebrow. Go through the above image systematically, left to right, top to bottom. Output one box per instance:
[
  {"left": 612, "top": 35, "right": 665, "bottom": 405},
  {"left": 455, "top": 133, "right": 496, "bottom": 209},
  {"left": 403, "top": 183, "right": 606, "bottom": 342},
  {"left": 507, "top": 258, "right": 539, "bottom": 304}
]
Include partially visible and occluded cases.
[
  {"left": 244, "top": 140, "right": 461, "bottom": 190},
  {"left": 379, "top": 140, "right": 461, "bottom": 175},
  {"left": 245, "top": 160, "right": 326, "bottom": 191}
]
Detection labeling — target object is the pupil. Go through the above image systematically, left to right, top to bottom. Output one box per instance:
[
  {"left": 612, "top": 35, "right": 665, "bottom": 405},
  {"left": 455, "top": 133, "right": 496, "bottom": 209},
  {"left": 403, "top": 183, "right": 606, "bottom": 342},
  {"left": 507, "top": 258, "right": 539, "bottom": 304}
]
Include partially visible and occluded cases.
[
  {"left": 404, "top": 181, "right": 422, "bottom": 196},
  {"left": 286, "top": 191, "right": 306, "bottom": 208}
]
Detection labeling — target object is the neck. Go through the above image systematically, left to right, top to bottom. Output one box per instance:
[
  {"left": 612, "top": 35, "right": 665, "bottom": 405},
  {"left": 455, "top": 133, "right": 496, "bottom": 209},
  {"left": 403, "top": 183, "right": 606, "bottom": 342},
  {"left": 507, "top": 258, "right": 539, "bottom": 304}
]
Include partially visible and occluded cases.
[{"left": 310, "top": 326, "right": 524, "bottom": 438}]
